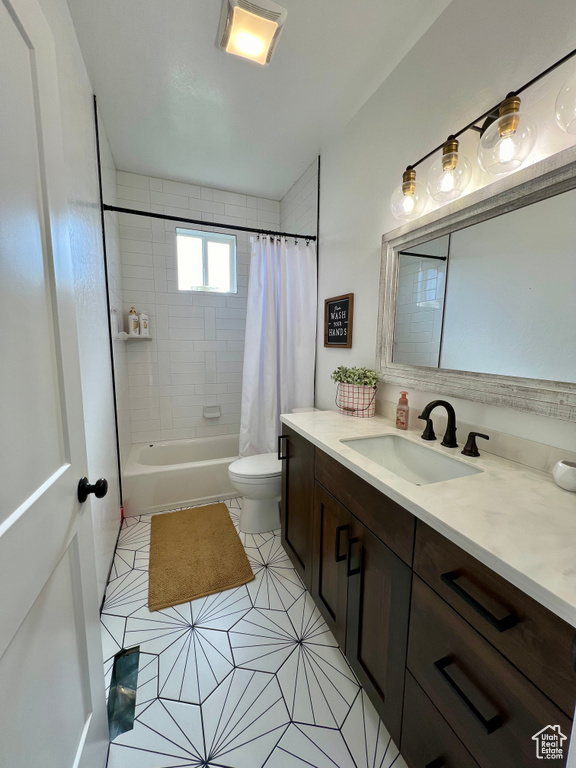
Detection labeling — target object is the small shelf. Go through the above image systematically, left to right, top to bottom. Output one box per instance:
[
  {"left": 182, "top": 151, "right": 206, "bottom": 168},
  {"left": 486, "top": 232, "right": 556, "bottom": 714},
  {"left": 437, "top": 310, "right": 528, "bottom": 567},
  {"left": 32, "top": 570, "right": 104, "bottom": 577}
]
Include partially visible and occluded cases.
[{"left": 115, "top": 332, "right": 153, "bottom": 341}]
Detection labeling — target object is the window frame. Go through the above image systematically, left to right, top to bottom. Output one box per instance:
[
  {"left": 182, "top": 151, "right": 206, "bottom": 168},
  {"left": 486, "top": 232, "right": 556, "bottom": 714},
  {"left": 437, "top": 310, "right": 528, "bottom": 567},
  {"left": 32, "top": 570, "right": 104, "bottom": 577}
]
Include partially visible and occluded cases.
[{"left": 176, "top": 227, "right": 238, "bottom": 294}]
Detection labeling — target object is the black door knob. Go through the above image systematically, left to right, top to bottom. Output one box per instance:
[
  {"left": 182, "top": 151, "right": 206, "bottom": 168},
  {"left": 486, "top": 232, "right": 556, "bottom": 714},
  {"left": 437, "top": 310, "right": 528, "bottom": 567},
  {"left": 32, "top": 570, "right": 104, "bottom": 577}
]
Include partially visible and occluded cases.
[{"left": 77, "top": 477, "right": 109, "bottom": 503}]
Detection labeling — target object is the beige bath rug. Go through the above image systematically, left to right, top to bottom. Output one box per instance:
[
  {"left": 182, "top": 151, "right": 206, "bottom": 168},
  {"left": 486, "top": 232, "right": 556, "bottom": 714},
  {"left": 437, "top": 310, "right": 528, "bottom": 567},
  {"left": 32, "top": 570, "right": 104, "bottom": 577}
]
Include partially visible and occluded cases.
[{"left": 148, "top": 503, "right": 254, "bottom": 611}]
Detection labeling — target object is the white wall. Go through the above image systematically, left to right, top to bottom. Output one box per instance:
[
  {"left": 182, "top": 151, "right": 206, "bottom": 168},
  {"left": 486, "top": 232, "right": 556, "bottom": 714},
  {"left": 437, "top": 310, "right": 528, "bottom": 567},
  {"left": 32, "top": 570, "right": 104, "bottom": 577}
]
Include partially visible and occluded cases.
[
  {"left": 38, "top": 0, "right": 121, "bottom": 603},
  {"left": 316, "top": 0, "right": 576, "bottom": 452},
  {"left": 101, "top": 129, "right": 132, "bottom": 474},
  {"left": 280, "top": 158, "right": 319, "bottom": 236},
  {"left": 116, "top": 172, "right": 280, "bottom": 444}
]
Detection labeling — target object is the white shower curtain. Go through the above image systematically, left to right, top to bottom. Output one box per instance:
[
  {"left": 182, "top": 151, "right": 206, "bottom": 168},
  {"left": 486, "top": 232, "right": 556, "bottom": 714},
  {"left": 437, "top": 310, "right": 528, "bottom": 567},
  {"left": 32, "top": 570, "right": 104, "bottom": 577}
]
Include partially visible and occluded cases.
[{"left": 239, "top": 236, "right": 317, "bottom": 456}]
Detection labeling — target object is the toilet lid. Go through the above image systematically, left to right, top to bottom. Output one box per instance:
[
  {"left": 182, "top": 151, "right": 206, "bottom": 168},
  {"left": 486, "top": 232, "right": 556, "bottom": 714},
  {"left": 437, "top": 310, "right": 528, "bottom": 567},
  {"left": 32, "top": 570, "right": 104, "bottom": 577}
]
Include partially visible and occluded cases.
[{"left": 229, "top": 453, "right": 283, "bottom": 478}]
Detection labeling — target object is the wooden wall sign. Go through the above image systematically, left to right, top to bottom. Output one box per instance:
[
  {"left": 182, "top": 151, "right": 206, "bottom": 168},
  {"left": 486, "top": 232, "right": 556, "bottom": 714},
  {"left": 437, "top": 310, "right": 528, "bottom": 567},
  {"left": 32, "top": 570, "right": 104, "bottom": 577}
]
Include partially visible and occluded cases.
[{"left": 324, "top": 293, "right": 354, "bottom": 348}]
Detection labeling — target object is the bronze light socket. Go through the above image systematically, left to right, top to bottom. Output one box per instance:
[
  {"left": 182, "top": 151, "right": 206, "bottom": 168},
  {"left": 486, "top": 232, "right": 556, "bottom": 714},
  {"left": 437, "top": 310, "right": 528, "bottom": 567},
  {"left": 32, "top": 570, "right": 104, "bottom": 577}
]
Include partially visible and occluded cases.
[
  {"left": 498, "top": 94, "right": 521, "bottom": 136},
  {"left": 442, "top": 138, "right": 459, "bottom": 171},
  {"left": 402, "top": 168, "right": 416, "bottom": 196}
]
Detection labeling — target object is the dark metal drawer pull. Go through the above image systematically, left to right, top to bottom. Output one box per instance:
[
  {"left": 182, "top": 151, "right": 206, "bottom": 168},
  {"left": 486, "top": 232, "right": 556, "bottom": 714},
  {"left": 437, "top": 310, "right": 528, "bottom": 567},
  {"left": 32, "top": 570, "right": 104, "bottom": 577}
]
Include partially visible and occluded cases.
[
  {"left": 278, "top": 435, "right": 288, "bottom": 460},
  {"left": 335, "top": 524, "right": 350, "bottom": 562},
  {"left": 346, "top": 537, "right": 362, "bottom": 577},
  {"left": 441, "top": 571, "right": 518, "bottom": 633},
  {"left": 434, "top": 656, "right": 503, "bottom": 735},
  {"left": 425, "top": 759, "right": 445, "bottom": 768}
]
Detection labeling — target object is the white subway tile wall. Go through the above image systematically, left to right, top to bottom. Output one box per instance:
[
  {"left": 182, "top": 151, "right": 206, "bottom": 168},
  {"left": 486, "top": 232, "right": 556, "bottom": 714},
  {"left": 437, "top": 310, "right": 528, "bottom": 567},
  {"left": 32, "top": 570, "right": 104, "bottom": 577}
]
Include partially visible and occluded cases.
[
  {"left": 103, "top": 145, "right": 131, "bottom": 473},
  {"left": 280, "top": 158, "right": 318, "bottom": 236},
  {"left": 117, "top": 172, "right": 280, "bottom": 444},
  {"left": 393, "top": 257, "right": 446, "bottom": 368}
]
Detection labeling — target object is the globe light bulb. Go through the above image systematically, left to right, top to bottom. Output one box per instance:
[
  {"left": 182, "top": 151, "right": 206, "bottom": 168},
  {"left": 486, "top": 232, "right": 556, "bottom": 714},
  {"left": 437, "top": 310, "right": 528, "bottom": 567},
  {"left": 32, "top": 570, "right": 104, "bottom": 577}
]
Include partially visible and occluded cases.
[
  {"left": 555, "top": 69, "right": 576, "bottom": 134},
  {"left": 478, "top": 94, "right": 536, "bottom": 176},
  {"left": 498, "top": 135, "right": 516, "bottom": 164},
  {"left": 426, "top": 139, "right": 472, "bottom": 202},
  {"left": 390, "top": 168, "right": 427, "bottom": 221},
  {"left": 439, "top": 170, "right": 456, "bottom": 193},
  {"left": 402, "top": 194, "right": 416, "bottom": 214}
]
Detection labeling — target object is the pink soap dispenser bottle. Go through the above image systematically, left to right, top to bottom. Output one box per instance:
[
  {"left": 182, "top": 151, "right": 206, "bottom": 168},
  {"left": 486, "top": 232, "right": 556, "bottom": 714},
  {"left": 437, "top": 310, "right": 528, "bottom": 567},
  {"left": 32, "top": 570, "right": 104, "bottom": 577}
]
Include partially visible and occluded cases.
[{"left": 396, "top": 391, "right": 409, "bottom": 430}]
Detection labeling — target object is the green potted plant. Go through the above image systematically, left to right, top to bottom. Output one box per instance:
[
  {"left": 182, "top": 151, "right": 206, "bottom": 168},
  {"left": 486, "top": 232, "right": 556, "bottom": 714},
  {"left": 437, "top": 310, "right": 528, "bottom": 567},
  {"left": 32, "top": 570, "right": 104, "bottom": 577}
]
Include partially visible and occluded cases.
[{"left": 331, "top": 366, "right": 378, "bottom": 417}]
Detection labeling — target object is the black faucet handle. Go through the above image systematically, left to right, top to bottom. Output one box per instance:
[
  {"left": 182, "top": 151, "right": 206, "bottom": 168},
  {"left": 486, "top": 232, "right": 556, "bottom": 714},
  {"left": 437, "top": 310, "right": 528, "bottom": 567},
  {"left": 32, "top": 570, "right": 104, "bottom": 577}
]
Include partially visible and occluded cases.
[
  {"left": 418, "top": 414, "right": 437, "bottom": 441},
  {"left": 462, "top": 432, "right": 489, "bottom": 457}
]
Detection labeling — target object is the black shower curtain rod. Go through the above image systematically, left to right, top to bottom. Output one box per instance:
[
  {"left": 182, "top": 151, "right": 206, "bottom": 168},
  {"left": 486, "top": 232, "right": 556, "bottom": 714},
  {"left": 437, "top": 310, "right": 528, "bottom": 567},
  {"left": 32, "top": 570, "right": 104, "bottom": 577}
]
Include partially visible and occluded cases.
[
  {"left": 102, "top": 204, "right": 317, "bottom": 242},
  {"left": 399, "top": 250, "right": 447, "bottom": 261}
]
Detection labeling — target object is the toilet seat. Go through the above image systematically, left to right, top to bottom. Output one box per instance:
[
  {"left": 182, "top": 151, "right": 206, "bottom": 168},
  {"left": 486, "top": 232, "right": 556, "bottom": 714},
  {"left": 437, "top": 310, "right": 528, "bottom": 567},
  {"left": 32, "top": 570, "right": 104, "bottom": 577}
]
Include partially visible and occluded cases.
[{"left": 228, "top": 453, "right": 282, "bottom": 480}]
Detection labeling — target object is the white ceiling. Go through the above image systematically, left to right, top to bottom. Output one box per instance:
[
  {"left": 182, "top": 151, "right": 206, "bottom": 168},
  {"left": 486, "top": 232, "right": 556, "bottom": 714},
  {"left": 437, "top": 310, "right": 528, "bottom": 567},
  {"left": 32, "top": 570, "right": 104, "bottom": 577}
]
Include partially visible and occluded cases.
[{"left": 67, "top": 0, "right": 452, "bottom": 199}]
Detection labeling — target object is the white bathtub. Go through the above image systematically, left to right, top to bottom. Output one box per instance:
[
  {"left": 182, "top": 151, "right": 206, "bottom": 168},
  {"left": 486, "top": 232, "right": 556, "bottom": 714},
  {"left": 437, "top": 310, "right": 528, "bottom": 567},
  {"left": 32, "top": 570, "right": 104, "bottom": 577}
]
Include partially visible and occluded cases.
[{"left": 123, "top": 434, "right": 239, "bottom": 516}]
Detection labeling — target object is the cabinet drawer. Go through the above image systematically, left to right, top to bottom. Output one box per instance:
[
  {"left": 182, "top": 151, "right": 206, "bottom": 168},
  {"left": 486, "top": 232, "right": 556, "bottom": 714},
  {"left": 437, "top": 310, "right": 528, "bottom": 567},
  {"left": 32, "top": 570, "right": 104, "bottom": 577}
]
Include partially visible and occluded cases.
[
  {"left": 315, "top": 449, "right": 415, "bottom": 565},
  {"left": 414, "top": 521, "right": 576, "bottom": 716},
  {"left": 408, "top": 576, "right": 571, "bottom": 768},
  {"left": 402, "top": 671, "right": 479, "bottom": 768}
]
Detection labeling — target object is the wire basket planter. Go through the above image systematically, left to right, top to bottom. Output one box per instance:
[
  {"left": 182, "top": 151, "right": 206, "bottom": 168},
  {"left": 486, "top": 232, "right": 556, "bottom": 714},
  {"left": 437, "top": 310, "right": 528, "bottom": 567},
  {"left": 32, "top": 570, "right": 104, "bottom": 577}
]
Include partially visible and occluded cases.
[{"left": 331, "top": 367, "right": 378, "bottom": 418}]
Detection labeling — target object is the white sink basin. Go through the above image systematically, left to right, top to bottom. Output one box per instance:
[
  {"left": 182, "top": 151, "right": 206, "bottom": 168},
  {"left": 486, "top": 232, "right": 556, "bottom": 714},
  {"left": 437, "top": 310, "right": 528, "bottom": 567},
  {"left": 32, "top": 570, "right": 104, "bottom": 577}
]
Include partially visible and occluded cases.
[{"left": 340, "top": 434, "right": 483, "bottom": 485}]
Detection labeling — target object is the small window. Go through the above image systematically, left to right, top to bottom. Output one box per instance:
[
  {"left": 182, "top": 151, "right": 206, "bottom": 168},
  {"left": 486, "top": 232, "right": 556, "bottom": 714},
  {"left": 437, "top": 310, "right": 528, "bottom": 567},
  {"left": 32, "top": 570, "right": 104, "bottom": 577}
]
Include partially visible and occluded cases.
[{"left": 176, "top": 228, "right": 237, "bottom": 293}]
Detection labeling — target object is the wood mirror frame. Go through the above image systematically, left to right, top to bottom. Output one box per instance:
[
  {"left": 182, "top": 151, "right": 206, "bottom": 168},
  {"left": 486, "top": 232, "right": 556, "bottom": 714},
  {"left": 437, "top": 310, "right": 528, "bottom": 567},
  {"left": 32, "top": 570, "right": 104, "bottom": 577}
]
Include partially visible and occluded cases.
[{"left": 376, "top": 144, "right": 576, "bottom": 422}]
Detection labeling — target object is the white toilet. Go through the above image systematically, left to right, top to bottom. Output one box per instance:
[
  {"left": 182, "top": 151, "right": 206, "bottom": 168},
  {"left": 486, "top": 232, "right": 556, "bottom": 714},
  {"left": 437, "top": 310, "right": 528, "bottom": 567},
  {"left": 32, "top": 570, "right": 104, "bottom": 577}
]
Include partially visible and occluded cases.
[{"left": 228, "top": 453, "right": 283, "bottom": 533}]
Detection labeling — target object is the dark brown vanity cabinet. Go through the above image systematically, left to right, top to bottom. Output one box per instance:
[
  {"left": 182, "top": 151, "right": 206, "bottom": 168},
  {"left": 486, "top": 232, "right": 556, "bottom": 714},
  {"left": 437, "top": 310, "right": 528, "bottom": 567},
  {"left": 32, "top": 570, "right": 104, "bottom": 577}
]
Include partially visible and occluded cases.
[
  {"left": 279, "top": 426, "right": 315, "bottom": 589},
  {"left": 280, "top": 428, "right": 576, "bottom": 766},
  {"left": 311, "top": 482, "right": 412, "bottom": 742},
  {"left": 311, "top": 483, "right": 350, "bottom": 648},
  {"left": 345, "top": 516, "right": 412, "bottom": 743},
  {"left": 408, "top": 576, "right": 571, "bottom": 768}
]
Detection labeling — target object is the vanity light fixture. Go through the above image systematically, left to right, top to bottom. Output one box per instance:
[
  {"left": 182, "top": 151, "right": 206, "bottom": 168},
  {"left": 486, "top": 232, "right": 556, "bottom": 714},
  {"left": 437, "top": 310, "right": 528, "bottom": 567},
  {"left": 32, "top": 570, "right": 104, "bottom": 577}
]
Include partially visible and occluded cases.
[
  {"left": 217, "top": 0, "right": 287, "bottom": 66},
  {"left": 390, "top": 45, "right": 576, "bottom": 222},
  {"left": 555, "top": 70, "right": 576, "bottom": 134},
  {"left": 477, "top": 93, "right": 537, "bottom": 175},
  {"left": 426, "top": 137, "right": 472, "bottom": 201},
  {"left": 390, "top": 167, "right": 427, "bottom": 221}
]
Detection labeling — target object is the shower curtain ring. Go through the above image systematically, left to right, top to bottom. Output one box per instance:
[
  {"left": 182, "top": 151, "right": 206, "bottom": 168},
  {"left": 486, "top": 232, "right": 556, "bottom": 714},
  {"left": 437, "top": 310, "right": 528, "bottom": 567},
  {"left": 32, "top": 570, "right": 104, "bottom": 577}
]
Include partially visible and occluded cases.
[{"left": 306, "top": 238, "right": 310, "bottom": 246}]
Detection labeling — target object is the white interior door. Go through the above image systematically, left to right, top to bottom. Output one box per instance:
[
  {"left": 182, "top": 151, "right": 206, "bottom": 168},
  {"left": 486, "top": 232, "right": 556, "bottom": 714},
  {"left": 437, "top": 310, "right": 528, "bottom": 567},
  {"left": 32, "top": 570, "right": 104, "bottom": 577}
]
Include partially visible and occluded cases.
[{"left": 0, "top": 0, "right": 108, "bottom": 766}]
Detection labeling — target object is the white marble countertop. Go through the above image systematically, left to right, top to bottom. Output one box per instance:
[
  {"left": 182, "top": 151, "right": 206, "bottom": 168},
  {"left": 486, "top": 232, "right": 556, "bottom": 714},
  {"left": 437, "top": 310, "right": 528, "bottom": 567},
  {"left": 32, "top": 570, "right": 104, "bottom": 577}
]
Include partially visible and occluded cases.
[{"left": 281, "top": 410, "right": 576, "bottom": 628}]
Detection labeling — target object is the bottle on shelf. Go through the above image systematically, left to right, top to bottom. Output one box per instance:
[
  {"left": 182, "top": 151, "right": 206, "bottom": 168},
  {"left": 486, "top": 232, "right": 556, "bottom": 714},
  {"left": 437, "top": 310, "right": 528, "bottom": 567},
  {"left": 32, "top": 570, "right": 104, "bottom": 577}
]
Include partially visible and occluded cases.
[
  {"left": 128, "top": 307, "right": 139, "bottom": 336},
  {"left": 139, "top": 312, "right": 149, "bottom": 336}
]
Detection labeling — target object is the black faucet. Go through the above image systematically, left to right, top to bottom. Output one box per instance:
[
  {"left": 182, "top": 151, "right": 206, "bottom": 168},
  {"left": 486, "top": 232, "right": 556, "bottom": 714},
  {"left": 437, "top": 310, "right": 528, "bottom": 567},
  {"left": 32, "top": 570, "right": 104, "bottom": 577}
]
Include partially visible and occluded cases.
[{"left": 418, "top": 400, "right": 458, "bottom": 448}]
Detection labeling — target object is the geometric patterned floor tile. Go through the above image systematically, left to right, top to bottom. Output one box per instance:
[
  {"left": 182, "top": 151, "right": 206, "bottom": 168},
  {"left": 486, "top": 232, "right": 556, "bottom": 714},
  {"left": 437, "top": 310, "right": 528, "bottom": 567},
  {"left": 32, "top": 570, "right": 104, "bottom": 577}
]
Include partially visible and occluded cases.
[
  {"left": 103, "top": 497, "right": 405, "bottom": 768},
  {"left": 244, "top": 535, "right": 306, "bottom": 611},
  {"left": 102, "top": 568, "right": 148, "bottom": 618},
  {"left": 230, "top": 593, "right": 359, "bottom": 727},
  {"left": 124, "top": 604, "right": 234, "bottom": 705},
  {"left": 101, "top": 612, "right": 127, "bottom": 692},
  {"left": 135, "top": 653, "right": 159, "bottom": 717},
  {"left": 201, "top": 668, "right": 289, "bottom": 767},
  {"left": 341, "top": 690, "right": 408, "bottom": 768},
  {"left": 107, "top": 698, "right": 204, "bottom": 768},
  {"left": 264, "top": 723, "right": 357, "bottom": 768}
]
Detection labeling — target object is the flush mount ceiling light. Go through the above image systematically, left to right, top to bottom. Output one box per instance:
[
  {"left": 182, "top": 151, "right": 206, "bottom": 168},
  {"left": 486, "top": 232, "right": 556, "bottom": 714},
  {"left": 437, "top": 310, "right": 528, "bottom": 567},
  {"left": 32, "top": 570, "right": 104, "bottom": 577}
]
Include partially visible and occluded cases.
[
  {"left": 218, "top": 0, "right": 287, "bottom": 66},
  {"left": 477, "top": 93, "right": 537, "bottom": 176},
  {"left": 426, "top": 137, "right": 472, "bottom": 202},
  {"left": 390, "top": 168, "right": 427, "bottom": 222}
]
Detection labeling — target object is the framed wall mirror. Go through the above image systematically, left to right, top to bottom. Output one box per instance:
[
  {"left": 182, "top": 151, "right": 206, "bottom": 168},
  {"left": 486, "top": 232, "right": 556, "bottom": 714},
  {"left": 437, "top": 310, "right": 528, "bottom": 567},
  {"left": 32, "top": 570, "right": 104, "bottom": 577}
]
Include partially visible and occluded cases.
[{"left": 377, "top": 145, "right": 576, "bottom": 422}]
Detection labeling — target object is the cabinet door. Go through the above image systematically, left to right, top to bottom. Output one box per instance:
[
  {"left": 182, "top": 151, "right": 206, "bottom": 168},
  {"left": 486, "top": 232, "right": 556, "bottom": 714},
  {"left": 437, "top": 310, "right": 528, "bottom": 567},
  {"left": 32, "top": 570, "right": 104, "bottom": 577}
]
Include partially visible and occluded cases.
[
  {"left": 280, "top": 427, "right": 314, "bottom": 589},
  {"left": 311, "top": 483, "right": 350, "bottom": 649},
  {"left": 346, "top": 517, "right": 412, "bottom": 744},
  {"left": 402, "top": 671, "right": 480, "bottom": 768}
]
